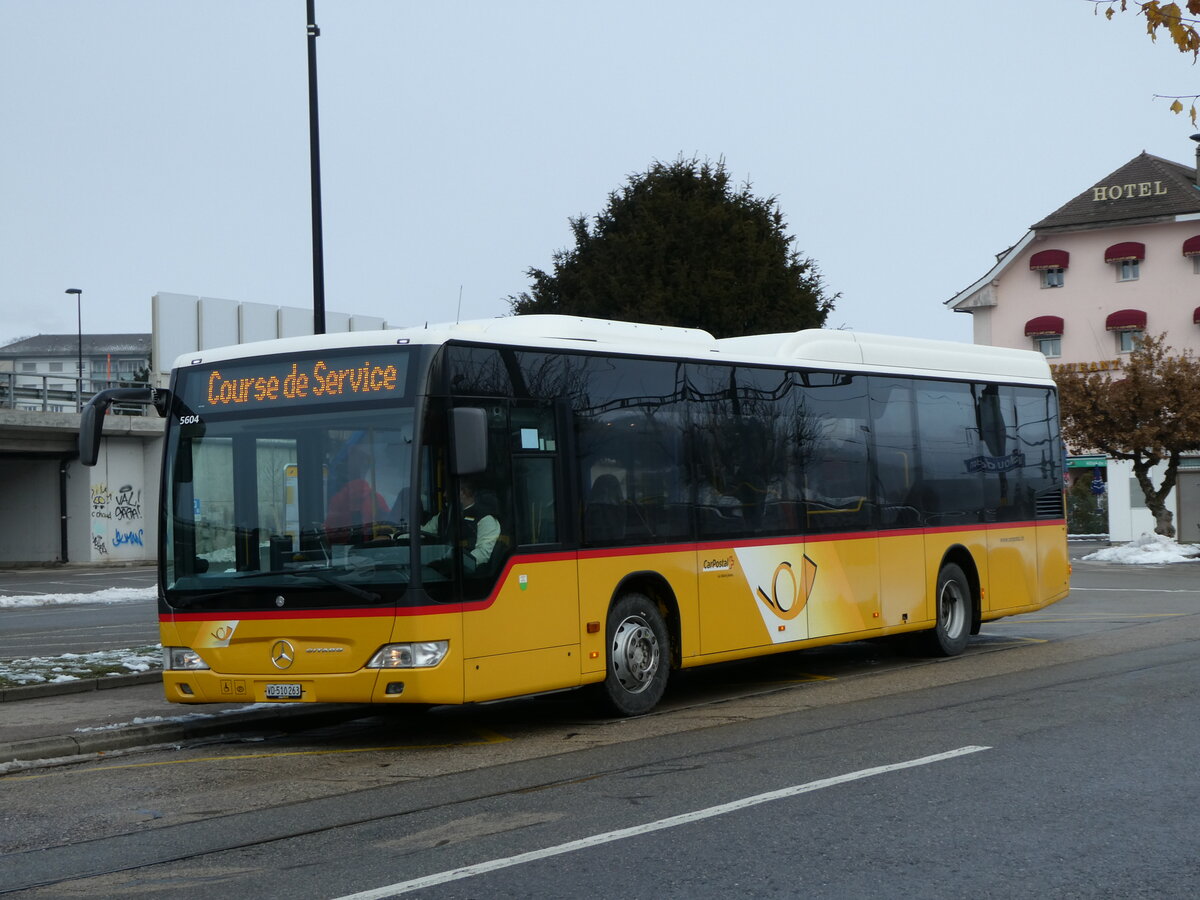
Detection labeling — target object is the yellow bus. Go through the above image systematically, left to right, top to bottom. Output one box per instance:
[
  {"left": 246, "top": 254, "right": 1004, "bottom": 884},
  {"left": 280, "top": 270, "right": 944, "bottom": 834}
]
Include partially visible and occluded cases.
[{"left": 80, "top": 315, "right": 1068, "bottom": 716}]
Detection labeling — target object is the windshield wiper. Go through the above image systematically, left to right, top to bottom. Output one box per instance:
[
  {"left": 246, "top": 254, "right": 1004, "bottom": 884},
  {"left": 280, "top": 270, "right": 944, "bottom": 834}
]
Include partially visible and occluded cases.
[
  {"left": 171, "top": 567, "right": 383, "bottom": 605},
  {"left": 297, "top": 568, "right": 382, "bottom": 603}
]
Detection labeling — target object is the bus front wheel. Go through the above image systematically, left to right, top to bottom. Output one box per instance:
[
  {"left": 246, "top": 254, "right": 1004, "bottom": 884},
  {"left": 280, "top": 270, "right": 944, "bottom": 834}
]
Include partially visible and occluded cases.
[
  {"left": 926, "top": 563, "right": 971, "bottom": 657},
  {"left": 601, "top": 593, "right": 670, "bottom": 717}
]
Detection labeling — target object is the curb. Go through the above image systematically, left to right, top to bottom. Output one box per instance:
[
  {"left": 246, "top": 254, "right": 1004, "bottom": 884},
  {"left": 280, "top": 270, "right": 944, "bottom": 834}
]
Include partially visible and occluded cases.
[
  {"left": 0, "top": 671, "right": 162, "bottom": 703},
  {"left": 0, "top": 701, "right": 372, "bottom": 768}
]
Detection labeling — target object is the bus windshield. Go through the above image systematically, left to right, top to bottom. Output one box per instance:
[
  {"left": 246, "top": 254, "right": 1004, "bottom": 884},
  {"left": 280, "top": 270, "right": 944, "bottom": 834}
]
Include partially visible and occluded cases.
[{"left": 163, "top": 349, "right": 419, "bottom": 608}]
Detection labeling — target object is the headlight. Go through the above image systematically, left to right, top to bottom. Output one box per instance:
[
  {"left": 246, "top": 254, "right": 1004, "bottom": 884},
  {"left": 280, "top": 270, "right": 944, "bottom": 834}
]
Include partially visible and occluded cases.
[
  {"left": 366, "top": 641, "right": 448, "bottom": 669},
  {"left": 163, "top": 647, "right": 211, "bottom": 670}
]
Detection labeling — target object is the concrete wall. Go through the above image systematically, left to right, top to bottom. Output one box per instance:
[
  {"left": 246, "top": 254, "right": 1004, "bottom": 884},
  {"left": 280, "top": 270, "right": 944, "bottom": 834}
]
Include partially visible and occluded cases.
[
  {"left": 0, "top": 409, "right": 163, "bottom": 567},
  {"left": 76, "top": 434, "right": 162, "bottom": 564}
]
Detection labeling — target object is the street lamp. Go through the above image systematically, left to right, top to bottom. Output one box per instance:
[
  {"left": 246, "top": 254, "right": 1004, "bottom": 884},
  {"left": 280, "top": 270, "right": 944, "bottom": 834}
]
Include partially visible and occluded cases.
[
  {"left": 306, "top": 0, "right": 326, "bottom": 335},
  {"left": 65, "top": 289, "right": 82, "bottom": 399}
]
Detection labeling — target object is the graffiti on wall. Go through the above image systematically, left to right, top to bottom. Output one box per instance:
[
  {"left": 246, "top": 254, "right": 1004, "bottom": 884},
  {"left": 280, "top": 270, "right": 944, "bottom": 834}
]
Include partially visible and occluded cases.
[
  {"left": 90, "top": 482, "right": 145, "bottom": 560},
  {"left": 91, "top": 484, "right": 112, "bottom": 519},
  {"left": 114, "top": 484, "right": 142, "bottom": 521},
  {"left": 113, "top": 529, "right": 145, "bottom": 547}
]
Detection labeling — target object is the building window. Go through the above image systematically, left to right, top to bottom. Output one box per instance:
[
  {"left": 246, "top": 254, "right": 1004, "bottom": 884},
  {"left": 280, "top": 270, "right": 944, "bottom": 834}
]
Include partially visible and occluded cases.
[
  {"left": 1192, "top": 255, "right": 1200, "bottom": 275},
  {"left": 1118, "top": 259, "right": 1140, "bottom": 282},
  {"left": 1041, "top": 267, "right": 1064, "bottom": 289},
  {"left": 1117, "top": 330, "right": 1144, "bottom": 353},
  {"left": 1036, "top": 337, "right": 1062, "bottom": 358},
  {"left": 20, "top": 362, "right": 36, "bottom": 373},
  {"left": 49, "top": 362, "right": 63, "bottom": 373}
]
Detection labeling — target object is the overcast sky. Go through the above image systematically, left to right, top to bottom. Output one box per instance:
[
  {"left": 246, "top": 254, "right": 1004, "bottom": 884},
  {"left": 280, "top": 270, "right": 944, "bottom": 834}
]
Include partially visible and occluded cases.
[{"left": 3, "top": 1, "right": 1198, "bottom": 349}]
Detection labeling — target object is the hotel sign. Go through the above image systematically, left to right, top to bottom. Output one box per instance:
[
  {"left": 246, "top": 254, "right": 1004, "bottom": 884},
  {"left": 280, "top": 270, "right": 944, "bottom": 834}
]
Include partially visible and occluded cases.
[{"left": 1092, "top": 181, "right": 1168, "bottom": 201}]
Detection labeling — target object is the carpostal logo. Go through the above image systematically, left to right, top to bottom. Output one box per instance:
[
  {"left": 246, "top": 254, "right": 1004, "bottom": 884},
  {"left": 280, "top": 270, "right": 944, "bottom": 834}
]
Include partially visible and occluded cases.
[
  {"left": 733, "top": 546, "right": 819, "bottom": 644},
  {"left": 703, "top": 556, "right": 736, "bottom": 572}
]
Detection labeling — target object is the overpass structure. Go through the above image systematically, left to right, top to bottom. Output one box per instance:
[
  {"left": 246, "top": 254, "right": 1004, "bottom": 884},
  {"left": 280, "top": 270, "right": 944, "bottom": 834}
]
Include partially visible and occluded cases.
[
  {"left": 0, "top": 290, "right": 393, "bottom": 567},
  {"left": 0, "top": 406, "right": 162, "bottom": 567}
]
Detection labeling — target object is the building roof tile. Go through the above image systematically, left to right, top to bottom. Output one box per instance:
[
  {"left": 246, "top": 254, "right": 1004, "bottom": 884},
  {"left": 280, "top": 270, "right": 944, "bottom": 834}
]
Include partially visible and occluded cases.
[
  {"left": 1031, "top": 152, "right": 1200, "bottom": 231},
  {"left": 0, "top": 334, "right": 151, "bottom": 357}
]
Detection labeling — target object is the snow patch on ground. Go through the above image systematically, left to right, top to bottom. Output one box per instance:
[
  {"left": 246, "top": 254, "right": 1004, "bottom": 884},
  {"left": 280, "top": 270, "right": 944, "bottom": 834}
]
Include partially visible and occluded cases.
[
  {"left": 1083, "top": 533, "right": 1200, "bottom": 565},
  {"left": 0, "top": 586, "right": 155, "bottom": 609},
  {"left": 0, "top": 647, "right": 161, "bottom": 685}
]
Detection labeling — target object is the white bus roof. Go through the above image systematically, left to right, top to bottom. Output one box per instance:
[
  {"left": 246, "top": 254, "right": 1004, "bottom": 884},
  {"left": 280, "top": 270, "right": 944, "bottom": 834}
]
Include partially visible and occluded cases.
[{"left": 175, "top": 314, "right": 1052, "bottom": 384}]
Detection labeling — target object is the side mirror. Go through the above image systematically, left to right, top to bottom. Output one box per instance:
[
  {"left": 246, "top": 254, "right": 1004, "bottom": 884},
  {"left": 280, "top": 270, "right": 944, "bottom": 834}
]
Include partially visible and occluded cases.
[
  {"left": 79, "top": 387, "right": 170, "bottom": 466},
  {"left": 450, "top": 407, "right": 488, "bottom": 475}
]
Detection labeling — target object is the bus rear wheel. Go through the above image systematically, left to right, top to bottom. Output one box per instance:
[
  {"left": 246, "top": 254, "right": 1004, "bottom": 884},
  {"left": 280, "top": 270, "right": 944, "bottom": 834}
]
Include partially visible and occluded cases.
[
  {"left": 926, "top": 562, "right": 971, "bottom": 657},
  {"left": 601, "top": 593, "right": 670, "bottom": 717}
]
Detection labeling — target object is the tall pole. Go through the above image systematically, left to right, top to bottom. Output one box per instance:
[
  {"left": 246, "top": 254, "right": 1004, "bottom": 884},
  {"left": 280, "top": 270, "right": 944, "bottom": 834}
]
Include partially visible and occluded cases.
[
  {"left": 306, "top": 0, "right": 326, "bottom": 335},
  {"left": 66, "top": 288, "right": 82, "bottom": 408}
]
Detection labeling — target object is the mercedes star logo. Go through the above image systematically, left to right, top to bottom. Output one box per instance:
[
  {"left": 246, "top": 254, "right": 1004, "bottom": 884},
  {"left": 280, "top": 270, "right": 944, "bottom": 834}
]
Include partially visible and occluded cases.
[{"left": 270, "top": 639, "right": 295, "bottom": 670}]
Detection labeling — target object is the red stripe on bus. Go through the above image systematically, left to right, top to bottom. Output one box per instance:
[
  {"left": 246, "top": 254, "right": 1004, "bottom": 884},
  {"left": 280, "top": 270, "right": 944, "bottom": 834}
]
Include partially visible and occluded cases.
[
  {"left": 163, "top": 519, "right": 1066, "bottom": 622},
  {"left": 164, "top": 608, "right": 395, "bottom": 622}
]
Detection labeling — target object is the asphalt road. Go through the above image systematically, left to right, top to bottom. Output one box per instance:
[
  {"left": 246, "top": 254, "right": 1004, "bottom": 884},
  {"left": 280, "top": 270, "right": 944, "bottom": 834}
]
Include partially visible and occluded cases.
[
  {"left": 3, "top": 547, "right": 1199, "bottom": 897},
  {"left": 0, "top": 565, "right": 157, "bottom": 658}
]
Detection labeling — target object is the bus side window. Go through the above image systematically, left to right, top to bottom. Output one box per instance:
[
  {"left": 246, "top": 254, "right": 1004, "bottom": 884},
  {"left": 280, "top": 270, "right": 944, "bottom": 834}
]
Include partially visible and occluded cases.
[
  {"left": 573, "top": 356, "right": 688, "bottom": 544},
  {"left": 798, "top": 373, "right": 873, "bottom": 533},
  {"left": 869, "top": 377, "right": 921, "bottom": 529},
  {"left": 914, "top": 381, "right": 985, "bottom": 524},
  {"left": 511, "top": 403, "right": 558, "bottom": 546},
  {"left": 585, "top": 471, "right": 626, "bottom": 543}
]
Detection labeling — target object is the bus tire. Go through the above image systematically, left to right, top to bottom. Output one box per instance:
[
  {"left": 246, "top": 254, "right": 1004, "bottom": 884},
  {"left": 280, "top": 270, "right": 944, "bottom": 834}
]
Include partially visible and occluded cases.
[
  {"left": 926, "top": 562, "right": 971, "bottom": 657},
  {"left": 601, "top": 593, "right": 670, "bottom": 717}
]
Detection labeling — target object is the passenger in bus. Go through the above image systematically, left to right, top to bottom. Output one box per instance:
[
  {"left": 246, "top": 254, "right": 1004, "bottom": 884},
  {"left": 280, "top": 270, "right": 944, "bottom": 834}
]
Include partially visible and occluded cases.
[
  {"left": 324, "top": 447, "right": 391, "bottom": 542},
  {"left": 585, "top": 473, "right": 626, "bottom": 543},
  {"left": 422, "top": 477, "right": 501, "bottom": 574}
]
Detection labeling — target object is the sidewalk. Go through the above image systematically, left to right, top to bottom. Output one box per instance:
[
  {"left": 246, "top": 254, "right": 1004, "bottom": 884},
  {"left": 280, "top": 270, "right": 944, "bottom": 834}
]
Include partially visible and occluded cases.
[{"left": 0, "top": 675, "right": 363, "bottom": 769}]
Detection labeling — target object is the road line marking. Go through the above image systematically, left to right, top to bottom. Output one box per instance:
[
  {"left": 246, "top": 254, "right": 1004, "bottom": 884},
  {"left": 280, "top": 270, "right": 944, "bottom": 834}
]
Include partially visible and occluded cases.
[
  {"left": 1071, "top": 587, "right": 1200, "bottom": 594},
  {"left": 991, "top": 613, "right": 1189, "bottom": 623},
  {"left": 333, "top": 745, "right": 991, "bottom": 899}
]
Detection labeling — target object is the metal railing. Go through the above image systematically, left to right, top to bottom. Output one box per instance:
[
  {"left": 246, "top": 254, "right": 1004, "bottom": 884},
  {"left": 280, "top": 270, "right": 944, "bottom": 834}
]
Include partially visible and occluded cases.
[{"left": 0, "top": 373, "right": 155, "bottom": 415}]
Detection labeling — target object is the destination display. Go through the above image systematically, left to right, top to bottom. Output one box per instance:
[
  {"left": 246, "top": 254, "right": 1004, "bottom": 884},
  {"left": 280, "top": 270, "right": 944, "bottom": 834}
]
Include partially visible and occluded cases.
[{"left": 179, "top": 351, "right": 410, "bottom": 412}]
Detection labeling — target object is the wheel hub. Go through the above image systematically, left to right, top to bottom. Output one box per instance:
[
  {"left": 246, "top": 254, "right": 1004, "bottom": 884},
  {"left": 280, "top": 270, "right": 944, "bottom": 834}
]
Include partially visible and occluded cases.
[{"left": 611, "top": 615, "right": 659, "bottom": 693}]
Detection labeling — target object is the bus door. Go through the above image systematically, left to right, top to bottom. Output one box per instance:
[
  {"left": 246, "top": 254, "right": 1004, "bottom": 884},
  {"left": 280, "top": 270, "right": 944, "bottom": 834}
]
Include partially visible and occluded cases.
[
  {"left": 689, "top": 364, "right": 811, "bottom": 655},
  {"left": 798, "top": 372, "right": 881, "bottom": 641},
  {"left": 869, "top": 377, "right": 927, "bottom": 629},
  {"left": 982, "top": 385, "right": 1064, "bottom": 612},
  {"left": 978, "top": 386, "right": 1035, "bottom": 612},
  {"left": 447, "top": 399, "right": 579, "bottom": 700}
]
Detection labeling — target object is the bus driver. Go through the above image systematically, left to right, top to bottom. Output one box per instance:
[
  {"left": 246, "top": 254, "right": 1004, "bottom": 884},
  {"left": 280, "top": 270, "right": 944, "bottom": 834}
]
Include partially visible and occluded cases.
[{"left": 422, "top": 478, "right": 500, "bottom": 574}]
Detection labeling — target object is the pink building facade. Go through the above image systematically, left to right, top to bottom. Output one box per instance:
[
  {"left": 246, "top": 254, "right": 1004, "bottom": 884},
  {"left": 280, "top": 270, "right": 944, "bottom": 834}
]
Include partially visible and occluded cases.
[{"left": 947, "top": 150, "right": 1200, "bottom": 542}]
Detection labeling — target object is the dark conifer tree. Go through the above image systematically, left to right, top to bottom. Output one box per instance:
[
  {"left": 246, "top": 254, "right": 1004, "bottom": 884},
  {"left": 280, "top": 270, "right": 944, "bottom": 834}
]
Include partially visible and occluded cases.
[{"left": 509, "top": 157, "right": 837, "bottom": 338}]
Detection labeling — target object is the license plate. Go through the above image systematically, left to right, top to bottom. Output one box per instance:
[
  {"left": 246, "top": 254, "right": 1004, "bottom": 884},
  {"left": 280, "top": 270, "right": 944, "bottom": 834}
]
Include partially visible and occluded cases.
[{"left": 265, "top": 683, "right": 303, "bottom": 700}]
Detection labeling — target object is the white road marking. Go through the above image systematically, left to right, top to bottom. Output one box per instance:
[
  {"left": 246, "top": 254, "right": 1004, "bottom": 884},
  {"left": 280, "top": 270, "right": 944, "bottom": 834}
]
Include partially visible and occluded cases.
[
  {"left": 1070, "top": 587, "right": 1200, "bottom": 593},
  {"left": 333, "top": 745, "right": 991, "bottom": 899}
]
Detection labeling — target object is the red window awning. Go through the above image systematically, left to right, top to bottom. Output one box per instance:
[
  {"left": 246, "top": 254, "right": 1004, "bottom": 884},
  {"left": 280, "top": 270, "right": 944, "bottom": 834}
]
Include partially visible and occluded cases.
[
  {"left": 1183, "top": 235, "right": 1200, "bottom": 257},
  {"left": 1105, "top": 241, "right": 1146, "bottom": 262},
  {"left": 1029, "top": 249, "right": 1069, "bottom": 270},
  {"left": 1194, "top": 306, "right": 1200, "bottom": 324},
  {"left": 1105, "top": 309, "right": 1147, "bottom": 331},
  {"left": 1025, "top": 315, "right": 1064, "bottom": 336}
]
